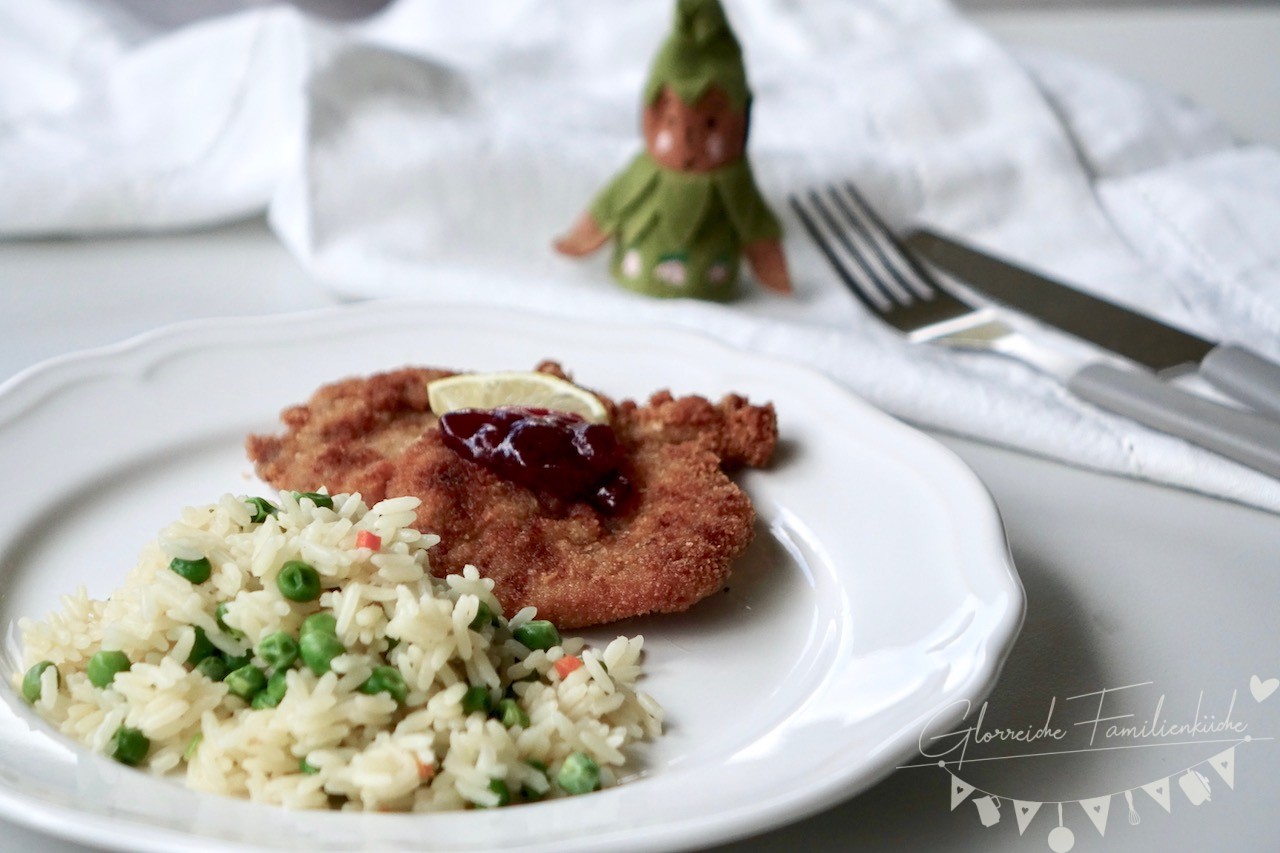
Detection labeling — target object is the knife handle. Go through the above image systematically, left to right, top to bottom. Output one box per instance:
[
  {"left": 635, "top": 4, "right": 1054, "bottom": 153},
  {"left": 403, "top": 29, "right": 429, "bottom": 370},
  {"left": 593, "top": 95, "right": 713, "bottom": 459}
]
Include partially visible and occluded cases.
[
  {"left": 1201, "top": 344, "right": 1280, "bottom": 420},
  {"left": 1068, "top": 363, "right": 1280, "bottom": 480}
]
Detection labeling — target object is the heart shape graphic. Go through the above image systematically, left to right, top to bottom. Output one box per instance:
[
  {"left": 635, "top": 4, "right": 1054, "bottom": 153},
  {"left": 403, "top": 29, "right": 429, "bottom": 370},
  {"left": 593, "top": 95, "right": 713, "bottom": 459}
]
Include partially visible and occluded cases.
[{"left": 1250, "top": 675, "right": 1278, "bottom": 702}]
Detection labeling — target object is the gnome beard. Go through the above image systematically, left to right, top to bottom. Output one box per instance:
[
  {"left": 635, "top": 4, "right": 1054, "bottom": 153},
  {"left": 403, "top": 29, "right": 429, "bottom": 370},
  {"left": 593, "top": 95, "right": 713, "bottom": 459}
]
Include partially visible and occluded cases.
[{"left": 553, "top": 0, "right": 792, "bottom": 299}]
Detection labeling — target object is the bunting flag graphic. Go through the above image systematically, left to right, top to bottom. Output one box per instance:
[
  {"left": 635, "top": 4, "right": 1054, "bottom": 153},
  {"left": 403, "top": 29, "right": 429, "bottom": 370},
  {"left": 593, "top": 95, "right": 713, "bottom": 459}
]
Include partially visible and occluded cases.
[
  {"left": 914, "top": 688, "right": 1263, "bottom": 842},
  {"left": 934, "top": 739, "right": 1251, "bottom": 839},
  {"left": 1210, "top": 747, "right": 1236, "bottom": 789},
  {"left": 1179, "top": 770, "right": 1212, "bottom": 805},
  {"left": 950, "top": 774, "right": 975, "bottom": 810},
  {"left": 1141, "top": 778, "right": 1172, "bottom": 813},
  {"left": 1079, "top": 795, "right": 1111, "bottom": 836},
  {"left": 1012, "top": 800, "right": 1042, "bottom": 835}
]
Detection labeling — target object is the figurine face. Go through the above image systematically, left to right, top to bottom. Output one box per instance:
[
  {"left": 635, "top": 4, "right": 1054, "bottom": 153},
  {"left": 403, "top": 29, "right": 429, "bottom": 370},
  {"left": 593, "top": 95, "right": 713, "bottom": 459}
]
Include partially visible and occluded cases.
[{"left": 643, "top": 86, "right": 748, "bottom": 173}]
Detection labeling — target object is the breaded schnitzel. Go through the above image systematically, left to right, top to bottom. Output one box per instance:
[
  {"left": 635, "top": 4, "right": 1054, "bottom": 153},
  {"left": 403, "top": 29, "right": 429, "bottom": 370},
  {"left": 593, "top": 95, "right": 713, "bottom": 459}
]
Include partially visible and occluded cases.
[{"left": 246, "top": 363, "right": 776, "bottom": 628}]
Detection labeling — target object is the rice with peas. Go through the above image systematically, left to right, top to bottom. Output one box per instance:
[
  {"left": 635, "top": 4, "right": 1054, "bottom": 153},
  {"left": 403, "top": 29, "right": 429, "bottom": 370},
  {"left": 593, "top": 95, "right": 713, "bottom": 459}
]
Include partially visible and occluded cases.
[{"left": 16, "top": 491, "right": 662, "bottom": 810}]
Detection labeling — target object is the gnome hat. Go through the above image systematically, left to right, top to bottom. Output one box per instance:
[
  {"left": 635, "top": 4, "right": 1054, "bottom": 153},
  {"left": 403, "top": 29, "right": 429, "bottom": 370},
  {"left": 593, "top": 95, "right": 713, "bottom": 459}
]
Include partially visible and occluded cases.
[{"left": 643, "top": 0, "right": 751, "bottom": 110}]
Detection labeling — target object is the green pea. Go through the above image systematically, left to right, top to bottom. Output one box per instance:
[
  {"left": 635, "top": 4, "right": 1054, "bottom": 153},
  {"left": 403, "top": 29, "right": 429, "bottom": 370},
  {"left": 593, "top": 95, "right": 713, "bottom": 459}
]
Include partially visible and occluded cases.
[
  {"left": 292, "top": 491, "right": 334, "bottom": 510},
  {"left": 245, "top": 496, "right": 279, "bottom": 523},
  {"left": 169, "top": 556, "right": 212, "bottom": 584},
  {"left": 276, "top": 560, "right": 322, "bottom": 602},
  {"left": 468, "top": 601, "right": 495, "bottom": 631},
  {"left": 215, "top": 603, "right": 245, "bottom": 641},
  {"left": 301, "top": 612, "right": 337, "bottom": 637},
  {"left": 513, "top": 620, "right": 560, "bottom": 652},
  {"left": 186, "top": 626, "right": 217, "bottom": 665},
  {"left": 299, "top": 630, "right": 345, "bottom": 675},
  {"left": 258, "top": 632, "right": 299, "bottom": 671},
  {"left": 87, "top": 650, "right": 131, "bottom": 688},
  {"left": 223, "top": 652, "right": 252, "bottom": 672},
  {"left": 195, "top": 656, "right": 229, "bottom": 682},
  {"left": 21, "top": 661, "right": 57, "bottom": 704},
  {"left": 225, "top": 664, "right": 267, "bottom": 701},
  {"left": 358, "top": 666, "right": 408, "bottom": 704},
  {"left": 252, "top": 669, "right": 289, "bottom": 709},
  {"left": 461, "top": 685, "right": 492, "bottom": 716},
  {"left": 497, "top": 698, "right": 530, "bottom": 729},
  {"left": 110, "top": 726, "right": 150, "bottom": 766},
  {"left": 183, "top": 733, "right": 203, "bottom": 761},
  {"left": 557, "top": 752, "right": 601, "bottom": 795},
  {"left": 300, "top": 757, "right": 320, "bottom": 775},
  {"left": 477, "top": 778, "right": 510, "bottom": 808}
]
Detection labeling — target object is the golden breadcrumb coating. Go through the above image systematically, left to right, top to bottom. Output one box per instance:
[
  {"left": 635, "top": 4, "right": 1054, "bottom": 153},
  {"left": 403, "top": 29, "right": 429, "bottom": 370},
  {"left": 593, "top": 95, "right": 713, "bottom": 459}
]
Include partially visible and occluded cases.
[{"left": 246, "top": 363, "right": 776, "bottom": 628}]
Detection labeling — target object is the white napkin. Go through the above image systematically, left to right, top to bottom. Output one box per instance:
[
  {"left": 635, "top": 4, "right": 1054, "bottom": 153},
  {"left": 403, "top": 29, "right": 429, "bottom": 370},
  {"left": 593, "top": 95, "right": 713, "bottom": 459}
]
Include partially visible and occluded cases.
[{"left": 5, "top": 0, "right": 1280, "bottom": 512}]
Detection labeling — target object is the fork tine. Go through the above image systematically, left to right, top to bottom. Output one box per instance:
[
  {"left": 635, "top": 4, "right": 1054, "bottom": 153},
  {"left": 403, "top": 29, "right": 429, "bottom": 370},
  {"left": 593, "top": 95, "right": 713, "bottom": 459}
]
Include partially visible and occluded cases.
[
  {"left": 793, "top": 181, "right": 976, "bottom": 333},
  {"left": 829, "top": 183, "right": 936, "bottom": 302},
  {"left": 816, "top": 188, "right": 920, "bottom": 307},
  {"left": 812, "top": 189, "right": 924, "bottom": 308},
  {"left": 789, "top": 192, "right": 896, "bottom": 314},
  {"left": 788, "top": 193, "right": 872, "bottom": 309}
]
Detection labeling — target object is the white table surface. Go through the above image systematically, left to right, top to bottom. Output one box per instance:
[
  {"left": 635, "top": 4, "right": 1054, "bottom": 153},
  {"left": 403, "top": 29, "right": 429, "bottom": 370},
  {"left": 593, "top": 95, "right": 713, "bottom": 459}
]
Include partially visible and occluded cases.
[{"left": 4, "top": 5, "right": 1280, "bottom": 852}]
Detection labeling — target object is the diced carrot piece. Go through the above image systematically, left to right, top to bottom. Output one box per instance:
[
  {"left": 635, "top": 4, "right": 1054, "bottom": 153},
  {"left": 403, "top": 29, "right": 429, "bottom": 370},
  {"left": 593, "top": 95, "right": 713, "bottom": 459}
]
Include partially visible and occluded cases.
[
  {"left": 356, "top": 530, "right": 382, "bottom": 550},
  {"left": 554, "top": 656, "right": 583, "bottom": 679},
  {"left": 417, "top": 759, "right": 436, "bottom": 782}
]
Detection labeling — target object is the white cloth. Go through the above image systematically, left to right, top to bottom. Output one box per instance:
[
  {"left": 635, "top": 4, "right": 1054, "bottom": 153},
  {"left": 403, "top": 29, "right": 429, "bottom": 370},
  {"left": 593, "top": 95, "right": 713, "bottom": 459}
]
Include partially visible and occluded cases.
[{"left": 4, "top": 0, "right": 1280, "bottom": 511}]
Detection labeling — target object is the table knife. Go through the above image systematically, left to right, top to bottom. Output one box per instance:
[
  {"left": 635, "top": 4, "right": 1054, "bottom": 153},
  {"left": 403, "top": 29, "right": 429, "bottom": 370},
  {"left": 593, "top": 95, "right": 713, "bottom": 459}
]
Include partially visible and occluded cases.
[{"left": 904, "top": 228, "right": 1280, "bottom": 419}]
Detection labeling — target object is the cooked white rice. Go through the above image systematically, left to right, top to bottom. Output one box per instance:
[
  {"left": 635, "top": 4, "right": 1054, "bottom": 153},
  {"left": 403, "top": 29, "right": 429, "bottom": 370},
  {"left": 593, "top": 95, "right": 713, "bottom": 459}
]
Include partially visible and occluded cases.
[{"left": 16, "top": 491, "right": 662, "bottom": 811}]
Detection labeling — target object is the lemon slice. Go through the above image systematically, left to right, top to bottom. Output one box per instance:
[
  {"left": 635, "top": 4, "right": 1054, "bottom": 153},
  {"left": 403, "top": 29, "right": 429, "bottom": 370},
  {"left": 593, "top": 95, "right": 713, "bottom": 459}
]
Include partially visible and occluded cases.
[{"left": 427, "top": 371, "right": 608, "bottom": 423}]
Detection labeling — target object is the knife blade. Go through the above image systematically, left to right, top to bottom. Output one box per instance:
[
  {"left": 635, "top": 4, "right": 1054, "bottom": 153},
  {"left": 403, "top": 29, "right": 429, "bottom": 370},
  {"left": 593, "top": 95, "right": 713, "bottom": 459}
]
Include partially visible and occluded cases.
[{"left": 905, "top": 228, "right": 1280, "bottom": 419}]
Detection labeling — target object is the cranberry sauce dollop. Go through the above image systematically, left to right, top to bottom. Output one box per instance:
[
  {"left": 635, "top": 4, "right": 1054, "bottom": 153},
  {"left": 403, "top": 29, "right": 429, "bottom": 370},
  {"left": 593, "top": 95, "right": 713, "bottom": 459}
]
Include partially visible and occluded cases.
[{"left": 438, "top": 406, "right": 633, "bottom": 514}]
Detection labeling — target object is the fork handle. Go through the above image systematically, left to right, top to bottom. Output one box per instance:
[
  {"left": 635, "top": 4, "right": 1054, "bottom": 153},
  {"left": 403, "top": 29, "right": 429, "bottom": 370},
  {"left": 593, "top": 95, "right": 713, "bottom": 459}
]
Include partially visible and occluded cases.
[
  {"left": 1200, "top": 344, "right": 1280, "bottom": 420},
  {"left": 1068, "top": 363, "right": 1280, "bottom": 479}
]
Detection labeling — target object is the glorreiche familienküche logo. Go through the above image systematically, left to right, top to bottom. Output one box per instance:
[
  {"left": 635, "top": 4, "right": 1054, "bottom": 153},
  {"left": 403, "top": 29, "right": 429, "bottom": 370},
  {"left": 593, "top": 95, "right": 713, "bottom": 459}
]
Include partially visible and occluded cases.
[{"left": 901, "top": 676, "right": 1275, "bottom": 850}]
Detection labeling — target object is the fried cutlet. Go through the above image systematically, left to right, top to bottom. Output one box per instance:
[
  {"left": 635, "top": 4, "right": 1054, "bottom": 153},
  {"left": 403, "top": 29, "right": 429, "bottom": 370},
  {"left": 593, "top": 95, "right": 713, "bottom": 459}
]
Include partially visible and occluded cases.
[{"left": 246, "top": 363, "right": 776, "bottom": 628}]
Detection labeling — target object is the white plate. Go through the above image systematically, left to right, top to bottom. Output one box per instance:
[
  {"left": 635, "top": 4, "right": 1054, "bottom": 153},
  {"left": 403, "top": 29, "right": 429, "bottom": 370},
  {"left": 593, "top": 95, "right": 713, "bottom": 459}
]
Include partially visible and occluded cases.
[{"left": 0, "top": 302, "right": 1022, "bottom": 852}]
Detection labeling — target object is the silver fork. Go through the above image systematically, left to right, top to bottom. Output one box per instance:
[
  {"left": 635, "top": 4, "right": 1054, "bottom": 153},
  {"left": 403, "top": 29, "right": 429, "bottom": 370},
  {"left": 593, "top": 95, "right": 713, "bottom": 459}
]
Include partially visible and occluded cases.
[{"left": 790, "top": 182, "right": 1280, "bottom": 479}]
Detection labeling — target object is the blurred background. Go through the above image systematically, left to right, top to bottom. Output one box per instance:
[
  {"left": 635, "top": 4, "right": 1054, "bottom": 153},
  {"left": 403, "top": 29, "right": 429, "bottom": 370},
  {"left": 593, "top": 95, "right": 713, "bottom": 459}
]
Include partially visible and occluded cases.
[{"left": 107, "top": 0, "right": 1279, "bottom": 147}]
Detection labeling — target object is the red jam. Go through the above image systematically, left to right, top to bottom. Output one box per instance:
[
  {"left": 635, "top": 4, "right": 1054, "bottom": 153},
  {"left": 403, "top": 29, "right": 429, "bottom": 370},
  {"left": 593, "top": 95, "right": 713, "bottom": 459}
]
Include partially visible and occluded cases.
[{"left": 438, "top": 407, "right": 633, "bottom": 514}]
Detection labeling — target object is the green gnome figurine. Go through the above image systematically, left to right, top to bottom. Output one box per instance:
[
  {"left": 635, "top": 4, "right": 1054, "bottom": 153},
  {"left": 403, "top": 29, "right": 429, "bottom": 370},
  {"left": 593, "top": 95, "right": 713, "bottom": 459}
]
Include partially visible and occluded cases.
[{"left": 554, "top": 0, "right": 791, "bottom": 300}]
